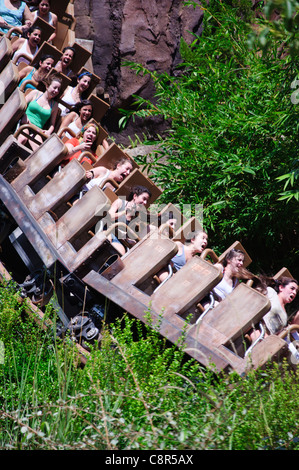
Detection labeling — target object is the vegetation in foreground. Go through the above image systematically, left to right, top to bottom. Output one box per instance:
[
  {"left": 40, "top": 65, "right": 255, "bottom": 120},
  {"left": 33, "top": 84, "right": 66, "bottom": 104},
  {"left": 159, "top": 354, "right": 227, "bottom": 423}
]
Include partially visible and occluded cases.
[
  {"left": 1, "top": 0, "right": 299, "bottom": 452},
  {"left": 1, "top": 280, "right": 299, "bottom": 450}
]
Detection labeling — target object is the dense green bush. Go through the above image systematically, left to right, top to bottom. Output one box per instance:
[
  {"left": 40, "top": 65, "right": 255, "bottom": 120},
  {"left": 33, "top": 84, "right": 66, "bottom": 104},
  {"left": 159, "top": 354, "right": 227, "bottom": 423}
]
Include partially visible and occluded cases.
[
  {"left": 120, "top": 0, "right": 299, "bottom": 278},
  {"left": 1, "top": 282, "right": 299, "bottom": 450}
]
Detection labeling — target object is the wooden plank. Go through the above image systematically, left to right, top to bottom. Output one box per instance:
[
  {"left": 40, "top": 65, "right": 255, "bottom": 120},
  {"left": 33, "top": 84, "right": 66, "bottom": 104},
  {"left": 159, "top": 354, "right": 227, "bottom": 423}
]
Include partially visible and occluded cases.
[
  {"left": 31, "top": 17, "right": 55, "bottom": 46},
  {"left": 53, "top": 21, "right": 69, "bottom": 50},
  {"left": 0, "top": 35, "right": 12, "bottom": 72},
  {"left": 30, "top": 42, "right": 62, "bottom": 71},
  {"left": 69, "top": 42, "right": 92, "bottom": 75},
  {"left": 76, "top": 67, "right": 101, "bottom": 96},
  {"left": 0, "top": 88, "right": 27, "bottom": 145},
  {"left": 88, "top": 94, "right": 110, "bottom": 123},
  {"left": 0, "top": 134, "right": 30, "bottom": 174},
  {"left": 11, "top": 134, "right": 68, "bottom": 194},
  {"left": 93, "top": 143, "right": 138, "bottom": 170},
  {"left": 107, "top": 168, "right": 162, "bottom": 207},
  {"left": 0, "top": 175, "right": 61, "bottom": 267},
  {"left": 159, "top": 203, "right": 187, "bottom": 229},
  {"left": 173, "top": 216, "right": 203, "bottom": 243},
  {"left": 58, "top": 234, "right": 118, "bottom": 278},
  {"left": 218, "top": 241, "right": 252, "bottom": 268},
  {"left": 0, "top": 260, "right": 90, "bottom": 365},
  {"left": 83, "top": 269, "right": 230, "bottom": 372},
  {"left": 202, "top": 283, "right": 271, "bottom": 342},
  {"left": 244, "top": 335, "right": 288, "bottom": 370}
]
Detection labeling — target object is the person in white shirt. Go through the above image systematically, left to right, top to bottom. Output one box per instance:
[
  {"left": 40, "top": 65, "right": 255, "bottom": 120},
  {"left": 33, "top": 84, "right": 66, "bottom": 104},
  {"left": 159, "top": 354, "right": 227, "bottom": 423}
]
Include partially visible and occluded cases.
[{"left": 213, "top": 248, "right": 245, "bottom": 301}]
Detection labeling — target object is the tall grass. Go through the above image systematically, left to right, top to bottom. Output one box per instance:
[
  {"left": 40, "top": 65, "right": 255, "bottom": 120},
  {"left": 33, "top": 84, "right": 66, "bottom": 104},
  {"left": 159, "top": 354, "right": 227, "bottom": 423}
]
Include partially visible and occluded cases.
[{"left": 1, "top": 280, "right": 299, "bottom": 450}]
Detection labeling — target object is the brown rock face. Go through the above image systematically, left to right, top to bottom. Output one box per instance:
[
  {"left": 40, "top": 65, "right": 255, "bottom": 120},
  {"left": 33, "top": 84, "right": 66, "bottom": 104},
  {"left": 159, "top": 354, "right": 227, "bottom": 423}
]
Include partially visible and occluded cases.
[{"left": 74, "top": 0, "right": 204, "bottom": 143}]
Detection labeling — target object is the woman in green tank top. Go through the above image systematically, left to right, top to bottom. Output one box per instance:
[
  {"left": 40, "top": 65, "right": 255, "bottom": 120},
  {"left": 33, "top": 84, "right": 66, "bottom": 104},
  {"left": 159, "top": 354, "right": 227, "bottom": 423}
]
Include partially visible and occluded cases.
[{"left": 18, "top": 75, "right": 62, "bottom": 150}]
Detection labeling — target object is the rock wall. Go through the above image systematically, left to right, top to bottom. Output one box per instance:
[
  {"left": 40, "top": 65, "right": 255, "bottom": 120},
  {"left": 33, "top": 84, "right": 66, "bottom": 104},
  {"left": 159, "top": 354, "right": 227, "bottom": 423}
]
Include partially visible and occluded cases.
[{"left": 74, "top": 0, "right": 204, "bottom": 143}]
